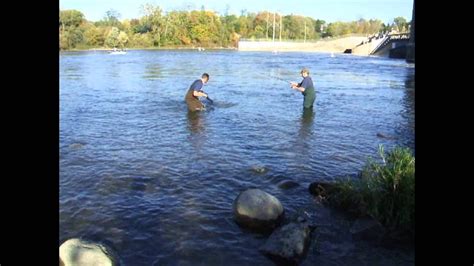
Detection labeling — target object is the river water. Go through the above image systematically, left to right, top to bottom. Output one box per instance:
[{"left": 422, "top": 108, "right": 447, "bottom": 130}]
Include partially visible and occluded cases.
[{"left": 60, "top": 50, "right": 415, "bottom": 265}]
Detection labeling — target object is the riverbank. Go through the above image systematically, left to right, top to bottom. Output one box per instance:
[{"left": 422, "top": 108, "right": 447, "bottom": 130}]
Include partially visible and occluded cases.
[
  {"left": 60, "top": 36, "right": 369, "bottom": 53},
  {"left": 238, "top": 36, "right": 368, "bottom": 53},
  {"left": 60, "top": 46, "right": 238, "bottom": 52},
  {"left": 309, "top": 146, "right": 415, "bottom": 241}
]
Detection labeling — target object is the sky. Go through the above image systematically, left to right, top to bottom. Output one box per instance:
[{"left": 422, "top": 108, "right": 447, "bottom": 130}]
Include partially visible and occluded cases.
[{"left": 59, "top": 0, "right": 413, "bottom": 23}]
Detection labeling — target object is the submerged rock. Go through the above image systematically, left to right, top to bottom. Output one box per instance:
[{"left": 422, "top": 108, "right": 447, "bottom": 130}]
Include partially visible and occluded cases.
[
  {"left": 376, "top": 133, "right": 397, "bottom": 140},
  {"left": 69, "top": 143, "right": 85, "bottom": 149},
  {"left": 251, "top": 166, "right": 268, "bottom": 174},
  {"left": 277, "top": 180, "right": 300, "bottom": 190},
  {"left": 309, "top": 181, "right": 366, "bottom": 215},
  {"left": 308, "top": 182, "right": 336, "bottom": 197},
  {"left": 233, "top": 189, "right": 284, "bottom": 232},
  {"left": 350, "top": 216, "right": 386, "bottom": 242},
  {"left": 259, "top": 222, "right": 312, "bottom": 265},
  {"left": 59, "top": 238, "right": 116, "bottom": 266}
]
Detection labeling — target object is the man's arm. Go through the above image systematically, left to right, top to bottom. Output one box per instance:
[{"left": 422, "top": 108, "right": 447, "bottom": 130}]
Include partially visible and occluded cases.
[
  {"left": 290, "top": 82, "right": 305, "bottom": 92},
  {"left": 293, "top": 86, "right": 305, "bottom": 92},
  {"left": 193, "top": 90, "right": 208, "bottom": 97}
]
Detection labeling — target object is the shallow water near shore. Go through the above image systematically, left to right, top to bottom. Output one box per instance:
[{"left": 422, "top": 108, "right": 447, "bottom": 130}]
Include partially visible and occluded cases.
[{"left": 60, "top": 50, "right": 414, "bottom": 265}]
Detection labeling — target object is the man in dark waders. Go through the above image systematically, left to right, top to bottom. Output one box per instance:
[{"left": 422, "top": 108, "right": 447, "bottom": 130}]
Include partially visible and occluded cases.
[
  {"left": 290, "top": 68, "right": 316, "bottom": 109},
  {"left": 185, "top": 73, "right": 210, "bottom": 111}
]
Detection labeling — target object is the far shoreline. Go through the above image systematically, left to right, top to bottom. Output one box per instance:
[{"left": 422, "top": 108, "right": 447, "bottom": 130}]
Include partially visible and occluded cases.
[
  {"left": 60, "top": 36, "right": 375, "bottom": 55},
  {"left": 60, "top": 46, "right": 238, "bottom": 52},
  {"left": 60, "top": 47, "right": 354, "bottom": 54},
  {"left": 59, "top": 48, "right": 388, "bottom": 59}
]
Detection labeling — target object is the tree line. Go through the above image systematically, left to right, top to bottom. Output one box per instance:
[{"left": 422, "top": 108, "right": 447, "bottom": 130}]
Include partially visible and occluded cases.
[{"left": 59, "top": 4, "right": 411, "bottom": 50}]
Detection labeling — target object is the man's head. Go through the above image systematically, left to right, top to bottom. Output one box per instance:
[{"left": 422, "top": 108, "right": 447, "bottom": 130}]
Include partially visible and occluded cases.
[
  {"left": 300, "top": 68, "right": 310, "bottom": 77},
  {"left": 201, "top": 73, "right": 210, "bottom": 84}
]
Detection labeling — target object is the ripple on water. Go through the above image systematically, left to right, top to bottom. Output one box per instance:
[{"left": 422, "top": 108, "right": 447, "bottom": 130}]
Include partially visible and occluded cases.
[{"left": 60, "top": 50, "right": 414, "bottom": 265}]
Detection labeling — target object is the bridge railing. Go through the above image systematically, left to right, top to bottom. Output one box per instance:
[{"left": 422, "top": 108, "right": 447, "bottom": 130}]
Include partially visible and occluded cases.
[
  {"left": 370, "top": 33, "right": 410, "bottom": 55},
  {"left": 388, "top": 33, "right": 410, "bottom": 40},
  {"left": 371, "top": 36, "right": 391, "bottom": 54}
]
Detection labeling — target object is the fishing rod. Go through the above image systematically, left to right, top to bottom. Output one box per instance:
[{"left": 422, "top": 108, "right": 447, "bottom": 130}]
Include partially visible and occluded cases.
[
  {"left": 262, "top": 72, "right": 320, "bottom": 93},
  {"left": 264, "top": 73, "right": 321, "bottom": 93},
  {"left": 269, "top": 75, "right": 293, "bottom": 84},
  {"left": 200, "top": 90, "right": 213, "bottom": 104}
]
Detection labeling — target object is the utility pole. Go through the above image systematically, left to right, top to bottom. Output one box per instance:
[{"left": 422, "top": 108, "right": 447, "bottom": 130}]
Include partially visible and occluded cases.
[
  {"left": 266, "top": 12, "right": 269, "bottom": 39},
  {"left": 272, "top": 12, "right": 276, "bottom": 43},
  {"left": 279, "top": 13, "right": 282, "bottom": 42},
  {"left": 304, "top": 20, "right": 307, "bottom": 43}
]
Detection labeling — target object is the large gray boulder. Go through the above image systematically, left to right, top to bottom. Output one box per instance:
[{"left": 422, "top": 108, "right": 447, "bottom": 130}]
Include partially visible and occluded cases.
[
  {"left": 233, "top": 189, "right": 284, "bottom": 231},
  {"left": 259, "top": 222, "right": 312, "bottom": 265},
  {"left": 59, "top": 238, "right": 116, "bottom": 266}
]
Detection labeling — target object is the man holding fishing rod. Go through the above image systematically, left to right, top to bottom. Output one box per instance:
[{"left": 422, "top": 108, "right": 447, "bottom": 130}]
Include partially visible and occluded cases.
[
  {"left": 290, "top": 68, "right": 316, "bottom": 109},
  {"left": 185, "top": 73, "right": 213, "bottom": 111}
]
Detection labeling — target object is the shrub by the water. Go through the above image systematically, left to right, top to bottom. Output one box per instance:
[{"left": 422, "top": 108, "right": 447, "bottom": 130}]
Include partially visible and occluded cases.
[{"left": 329, "top": 145, "right": 415, "bottom": 235}]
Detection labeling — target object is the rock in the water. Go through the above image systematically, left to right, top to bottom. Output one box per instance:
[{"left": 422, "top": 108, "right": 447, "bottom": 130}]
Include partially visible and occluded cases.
[
  {"left": 376, "top": 133, "right": 397, "bottom": 140},
  {"left": 69, "top": 143, "right": 85, "bottom": 149},
  {"left": 251, "top": 166, "right": 268, "bottom": 174},
  {"left": 277, "top": 180, "right": 300, "bottom": 190},
  {"left": 308, "top": 182, "right": 335, "bottom": 197},
  {"left": 233, "top": 189, "right": 284, "bottom": 231},
  {"left": 350, "top": 216, "right": 386, "bottom": 242},
  {"left": 259, "top": 222, "right": 312, "bottom": 265},
  {"left": 59, "top": 238, "right": 116, "bottom": 266}
]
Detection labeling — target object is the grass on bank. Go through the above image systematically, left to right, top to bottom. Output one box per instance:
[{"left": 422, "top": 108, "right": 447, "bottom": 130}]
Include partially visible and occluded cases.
[{"left": 328, "top": 145, "right": 415, "bottom": 235}]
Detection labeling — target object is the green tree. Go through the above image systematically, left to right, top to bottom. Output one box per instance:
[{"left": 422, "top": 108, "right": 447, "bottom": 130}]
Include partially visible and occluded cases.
[
  {"left": 141, "top": 4, "right": 164, "bottom": 46},
  {"left": 59, "top": 6, "right": 410, "bottom": 49},
  {"left": 95, "top": 9, "right": 122, "bottom": 28},
  {"left": 59, "top": 10, "right": 85, "bottom": 49},
  {"left": 60, "top": 10, "right": 84, "bottom": 28},
  {"left": 189, "top": 10, "right": 221, "bottom": 45},
  {"left": 159, "top": 11, "right": 193, "bottom": 45},
  {"left": 251, "top": 12, "right": 271, "bottom": 39},
  {"left": 235, "top": 15, "right": 249, "bottom": 37},
  {"left": 280, "top": 15, "right": 305, "bottom": 39},
  {"left": 393, "top": 16, "right": 408, "bottom": 32},
  {"left": 130, "top": 19, "right": 150, "bottom": 34},
  {"left": 314, "top": 19, "right": 326, "bottom": 33},
  {"left": 368, "top": 19, "right": 383, "bottom": 34},
  {"left": 82, "top": 23, "right": 104, "bottom": 46},
  {"left": 381, "top": 23, "right": 391, "bottom": 33},
  {"left": 105, "top": 27, "right": 120, "bottom": 48},
  {"left": 117, "top": 31, "right": 129, "bottom": 48},
  {"left": 130, "top": 33, "right": 154, "bottom": 47}
]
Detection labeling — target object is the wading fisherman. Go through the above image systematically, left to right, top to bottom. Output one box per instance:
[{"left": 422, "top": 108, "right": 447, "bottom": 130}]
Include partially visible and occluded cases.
[
  {"left": 290, "top": 68, "right": 316, "bottom": 109},
  {"left": 185, "top": 73, "right": 210, "bottom": 111}
]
